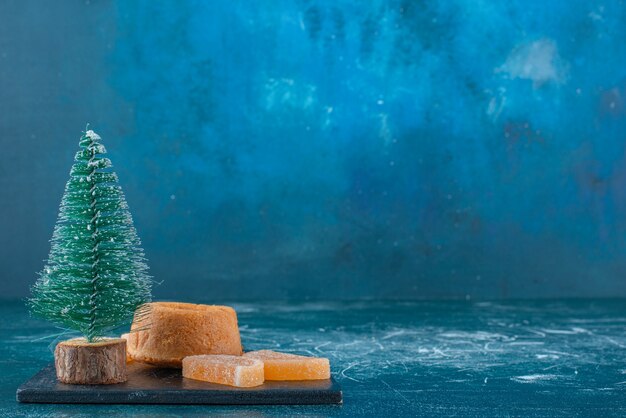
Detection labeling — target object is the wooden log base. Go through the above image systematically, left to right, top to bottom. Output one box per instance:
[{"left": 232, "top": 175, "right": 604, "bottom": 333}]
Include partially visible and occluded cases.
[{"left": 54, "top": 337, "right": 127, "bottom": 385}]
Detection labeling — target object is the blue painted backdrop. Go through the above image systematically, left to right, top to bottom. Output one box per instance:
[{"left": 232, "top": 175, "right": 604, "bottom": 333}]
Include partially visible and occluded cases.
[{"left": 1, "top": 0, "right": 625, "bottom": 300}]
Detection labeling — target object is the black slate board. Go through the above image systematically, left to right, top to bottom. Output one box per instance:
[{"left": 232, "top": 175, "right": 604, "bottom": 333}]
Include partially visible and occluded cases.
[{"left": 17, "top": 362, "right": 342, "bottom": 405}]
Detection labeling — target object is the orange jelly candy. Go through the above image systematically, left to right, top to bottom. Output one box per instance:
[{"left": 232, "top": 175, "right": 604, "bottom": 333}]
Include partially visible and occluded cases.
[
  {"left": 244, "top": 350, "right": 330, "bottom": 381},
  {"left": 182, "top": 355, "right": 264, "bottom": 387}
]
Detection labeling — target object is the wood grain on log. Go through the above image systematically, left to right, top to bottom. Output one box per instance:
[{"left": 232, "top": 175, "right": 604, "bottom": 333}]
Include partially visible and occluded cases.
[{"left": 54, "top": 338, "right": 127, "bottom": 384}]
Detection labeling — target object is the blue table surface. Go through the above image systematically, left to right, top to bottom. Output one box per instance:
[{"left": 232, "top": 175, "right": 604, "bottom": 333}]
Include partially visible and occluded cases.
[{"left": 2, "top": 299, "right": 626, "bottom": 417}]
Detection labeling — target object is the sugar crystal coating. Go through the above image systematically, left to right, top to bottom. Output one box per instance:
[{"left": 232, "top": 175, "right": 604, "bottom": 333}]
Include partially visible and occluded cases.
[{"left": 182, "top": 354, "right": 264, "bottom": 387}]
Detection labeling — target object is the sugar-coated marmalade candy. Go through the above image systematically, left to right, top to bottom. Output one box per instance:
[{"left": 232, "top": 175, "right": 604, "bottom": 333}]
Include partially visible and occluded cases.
[
  {"left": 244, "top": 350, "right": 330, "bottom": 381},
  {"left": 182, "top": 355, "right": 264, "bottom": 388}
]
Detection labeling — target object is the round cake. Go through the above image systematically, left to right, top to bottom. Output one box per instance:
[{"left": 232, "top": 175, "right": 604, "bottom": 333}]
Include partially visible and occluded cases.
[{"left": 125, "top": 302, "right": 242, "bottom": 367}]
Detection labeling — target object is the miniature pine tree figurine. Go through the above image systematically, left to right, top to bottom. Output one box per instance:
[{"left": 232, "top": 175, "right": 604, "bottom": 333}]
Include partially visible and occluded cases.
[{"left": 29, "top": 128, "right": 152, "bottom": 384}]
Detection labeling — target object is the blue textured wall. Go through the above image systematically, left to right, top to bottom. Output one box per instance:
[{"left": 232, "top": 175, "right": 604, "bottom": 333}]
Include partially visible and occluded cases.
[{"left": 1, "top": 0, "right": 626, "bottom": 300}]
